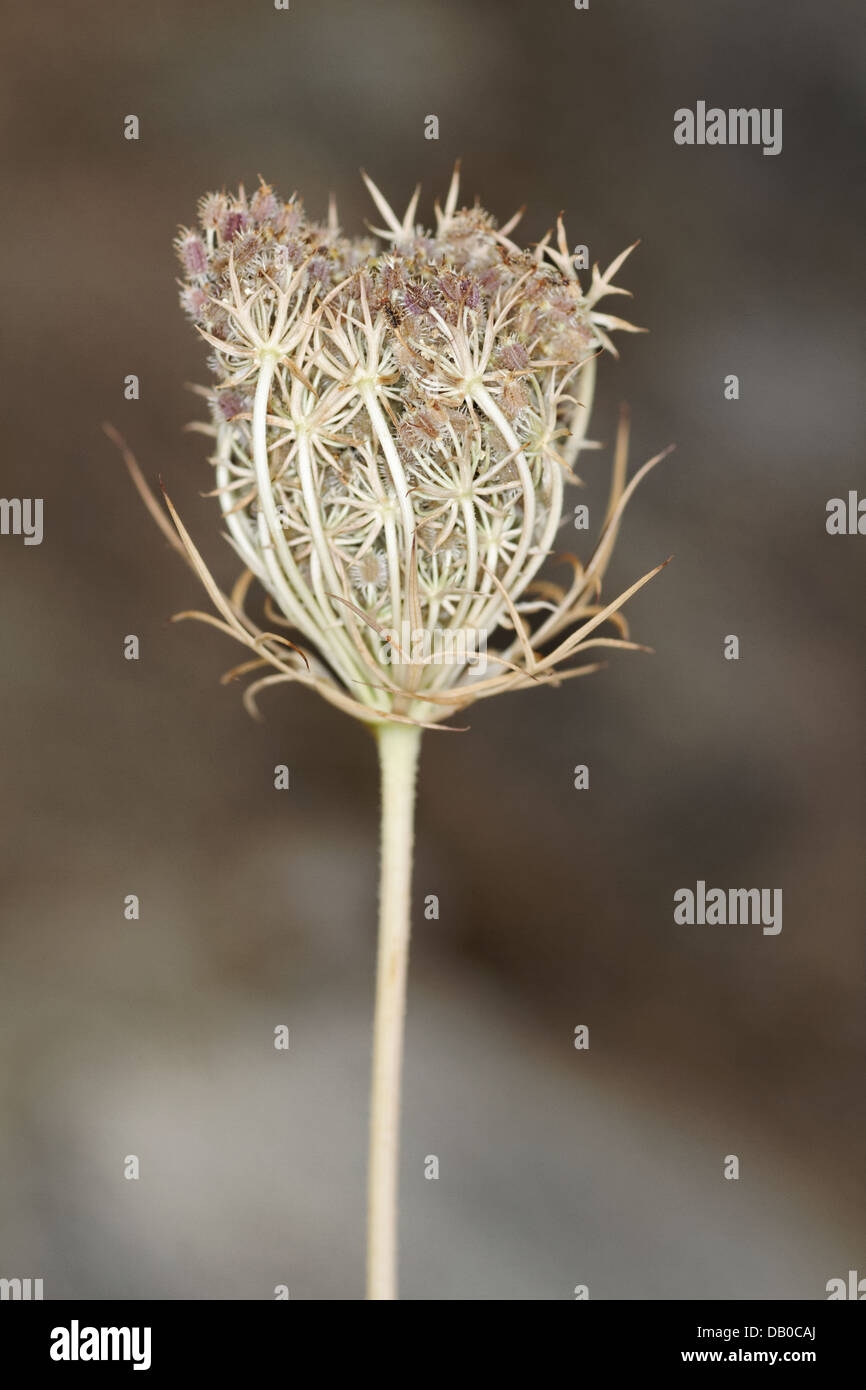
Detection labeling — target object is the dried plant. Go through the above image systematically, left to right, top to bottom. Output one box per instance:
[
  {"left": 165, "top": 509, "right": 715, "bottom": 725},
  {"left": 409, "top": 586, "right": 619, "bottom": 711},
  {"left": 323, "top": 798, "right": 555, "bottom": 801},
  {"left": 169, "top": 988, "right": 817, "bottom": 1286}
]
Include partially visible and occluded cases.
[{"left": 110, "top": 168, "right": 669, "bottom": 1300}]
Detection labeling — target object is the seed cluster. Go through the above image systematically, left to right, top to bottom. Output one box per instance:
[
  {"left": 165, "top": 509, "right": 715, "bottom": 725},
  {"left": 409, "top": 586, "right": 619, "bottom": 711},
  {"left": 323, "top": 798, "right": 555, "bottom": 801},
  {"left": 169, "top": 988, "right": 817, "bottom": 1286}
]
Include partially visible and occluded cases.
[{"left": 171, "top": 171, "right": 655, "bottom": 727}]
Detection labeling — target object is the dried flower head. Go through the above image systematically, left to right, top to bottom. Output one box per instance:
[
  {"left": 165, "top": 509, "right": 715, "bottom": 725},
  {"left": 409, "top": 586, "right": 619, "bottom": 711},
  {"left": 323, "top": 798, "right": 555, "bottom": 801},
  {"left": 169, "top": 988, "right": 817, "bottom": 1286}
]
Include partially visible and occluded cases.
[{"left": 154, "top": 169, "right": 669, "bottom": 729}]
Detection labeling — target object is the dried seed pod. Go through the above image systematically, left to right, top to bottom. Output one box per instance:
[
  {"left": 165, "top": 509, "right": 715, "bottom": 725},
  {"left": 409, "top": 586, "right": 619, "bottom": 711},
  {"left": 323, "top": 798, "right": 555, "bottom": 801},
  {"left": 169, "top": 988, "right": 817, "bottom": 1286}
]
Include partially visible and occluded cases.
[{"left": 163, "top": 169, "right": 665, "bottom": 728}]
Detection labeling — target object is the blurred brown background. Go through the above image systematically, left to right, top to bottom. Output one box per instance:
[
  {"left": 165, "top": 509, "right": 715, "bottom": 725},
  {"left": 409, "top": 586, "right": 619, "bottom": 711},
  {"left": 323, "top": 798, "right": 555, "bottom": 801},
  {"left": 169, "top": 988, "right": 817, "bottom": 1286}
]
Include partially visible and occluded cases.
[{"left": 0, "top": 0, "right": 863, "bottom": 1299}]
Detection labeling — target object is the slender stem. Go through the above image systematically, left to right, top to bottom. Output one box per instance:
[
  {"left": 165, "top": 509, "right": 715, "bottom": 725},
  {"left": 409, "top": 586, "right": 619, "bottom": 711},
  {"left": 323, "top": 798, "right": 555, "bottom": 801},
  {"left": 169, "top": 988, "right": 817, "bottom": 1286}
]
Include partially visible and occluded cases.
[{"left": 367, "top": 721, "right": 422, "bottom": 1300}]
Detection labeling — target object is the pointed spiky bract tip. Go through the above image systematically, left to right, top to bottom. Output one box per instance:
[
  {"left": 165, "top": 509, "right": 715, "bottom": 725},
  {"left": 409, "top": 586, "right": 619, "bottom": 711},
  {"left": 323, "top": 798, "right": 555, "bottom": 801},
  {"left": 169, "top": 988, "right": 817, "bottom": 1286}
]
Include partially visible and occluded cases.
[{"left": 162, "top": 171, "right": 660, "bottom": 729}]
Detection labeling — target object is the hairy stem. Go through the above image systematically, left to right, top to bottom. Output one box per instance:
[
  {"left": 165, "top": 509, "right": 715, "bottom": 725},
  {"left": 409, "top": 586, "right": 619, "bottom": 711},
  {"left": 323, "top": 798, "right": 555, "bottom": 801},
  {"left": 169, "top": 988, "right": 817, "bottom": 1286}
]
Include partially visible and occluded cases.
[{"left": 367, "top": 721, "right": 422, "bottom": 1300}]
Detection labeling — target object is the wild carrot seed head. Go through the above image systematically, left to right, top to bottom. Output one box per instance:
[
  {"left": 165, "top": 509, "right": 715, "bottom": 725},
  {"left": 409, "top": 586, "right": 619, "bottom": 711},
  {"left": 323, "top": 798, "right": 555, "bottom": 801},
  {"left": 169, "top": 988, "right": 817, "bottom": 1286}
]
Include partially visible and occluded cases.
[{"left": 170, "top": 170, "right": 663, "bottom": 728}]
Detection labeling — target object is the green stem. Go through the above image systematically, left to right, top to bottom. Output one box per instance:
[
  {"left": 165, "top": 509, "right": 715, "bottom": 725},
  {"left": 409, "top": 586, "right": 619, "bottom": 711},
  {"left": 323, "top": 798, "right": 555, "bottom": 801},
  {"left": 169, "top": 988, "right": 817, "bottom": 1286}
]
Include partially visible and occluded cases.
[{"left": 366, "top": 721, "right": 422, "bottom": 1300}]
